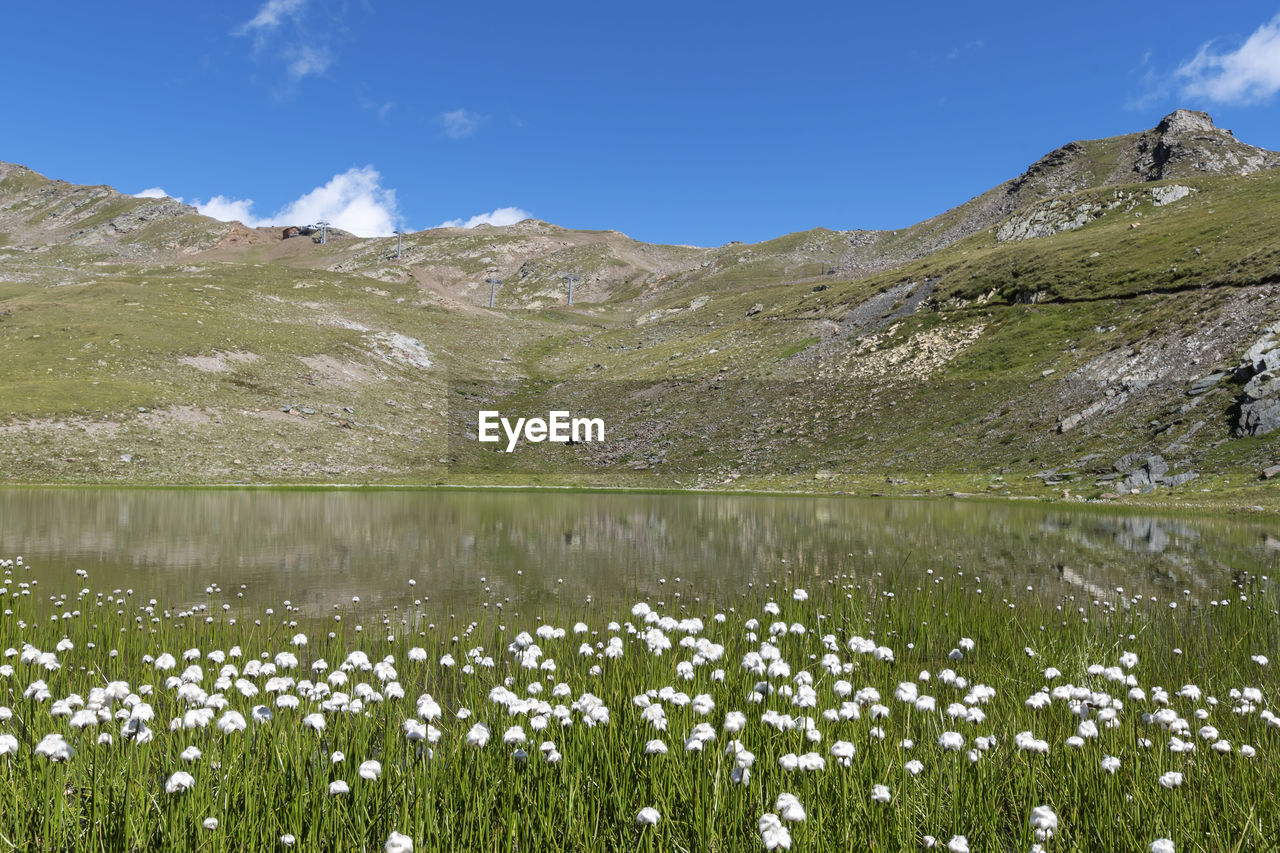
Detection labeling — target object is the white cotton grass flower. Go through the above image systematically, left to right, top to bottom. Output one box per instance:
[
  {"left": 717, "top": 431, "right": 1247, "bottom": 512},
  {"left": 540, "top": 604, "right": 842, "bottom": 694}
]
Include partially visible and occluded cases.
[
  {"left": 1025, "top": 692, "right": 1051, "bottom": 711},
  {"left": 70, "top": 709, "right": 98, "bottom": 730},
  {"left": 218, "top": 710, "right": 247, "bottom": 733},
  {"left": 466, "top": 723, "right": 490, "bottom": 748},
  {"left": 685, "top": 723, "right": 716, "bottom": 751},
  {"left": 1015, "top": 731, "right": 1050, "bottom": 754},
  {"left": 34, "top": 733, "right": 73, "bottom": 762},
  {"left": 0, "top": 734, "right": 18, "bottom": 757},
  {"left": 645, "top": 739, "right": 668, "bottom": 756},
  {"left": 830, "top": 740, "right": 855, "bottom": 767},
  {"left": 180, "top": 746, "right": 202, "bottom": 763},
  {"left": 1101, "top": 755, "right": 1121, "bottom": 774},
  {"left": 359, "top": 759, "right": 382, "bottom": 780},
  {"left": 165, "top": 771, "right": 195, "bottom": 794},
  {"left": 1158, "top": 771, "right": 1184, "bottom": 789},
  {"left": 328, "top": 780, "right": 350, "bottom": 795},
  {"left": 871, "top": 784, "right": 891, "bottom": 803},
  {"left": 775, "top": 793, "right": 806, "bottom": 822},
  {"left": 1030, "top": 805, "right": 1058, "bottom": 841},
  {"left": 636, "top": 807, "right": 661, "bottom": 826},
  {"left": 758, "top": 813, "right": 792, "bottom": 850},
  {"left": 203, "top": 817, "right": 218, "bottom": 831},
  {"left": 385, "top": 831, "right": 414, "bottom": 853},
  {"left": 281, "top": 834, "right": 297, "bottom": 846},
  {"left": 947, "top": 836, "right": 970, "bottom": 853},
  {"left": 1150, "top": 840, "right": 1175, "bottom": 853}
]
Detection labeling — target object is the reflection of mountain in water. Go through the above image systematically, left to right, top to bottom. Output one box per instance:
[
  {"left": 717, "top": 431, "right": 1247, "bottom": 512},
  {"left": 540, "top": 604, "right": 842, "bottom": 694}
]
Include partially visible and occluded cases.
[
  {"left": 0, "top": 490, "right": 1274, "bottom": 615},
  {"left": 1035, "top": 511, "right": 1262, "bottom": 597},
  {"left": 1039, "top": 513, "right": 1204, "bottom": 555},
  {"left": 1112, "top": 517, "right": 1200, "bottom": 554}
]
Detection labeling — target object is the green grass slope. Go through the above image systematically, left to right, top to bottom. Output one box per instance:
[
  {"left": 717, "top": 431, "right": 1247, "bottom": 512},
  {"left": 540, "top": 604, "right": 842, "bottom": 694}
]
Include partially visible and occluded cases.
[{"left": 0, "top": 113, "right": 1277, "bottom": 510}]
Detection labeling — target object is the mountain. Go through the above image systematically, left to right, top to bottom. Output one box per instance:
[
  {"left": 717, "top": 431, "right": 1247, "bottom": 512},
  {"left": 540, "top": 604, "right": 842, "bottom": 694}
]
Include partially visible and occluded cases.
[{"left": 1, "top": 111, "right": 1278, "bottom": 508}]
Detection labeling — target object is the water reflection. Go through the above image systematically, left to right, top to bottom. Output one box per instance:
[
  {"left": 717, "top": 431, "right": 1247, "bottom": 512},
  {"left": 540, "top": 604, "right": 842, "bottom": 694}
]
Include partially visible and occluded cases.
[{"left": 0, "top": 489, "right": 1274, "bottom": 615}]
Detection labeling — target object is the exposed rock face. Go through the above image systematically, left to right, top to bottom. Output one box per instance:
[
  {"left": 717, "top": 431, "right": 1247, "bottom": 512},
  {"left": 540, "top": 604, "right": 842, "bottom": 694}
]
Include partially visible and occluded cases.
[
  {"left": 1130, "top": 110, "right": 1280, "bottom": 181},
  {"left": 995, "top": 184, "right": 1195, "bottom": 243},
  {"left": 1150, "top": 184, "right": 1193, "bottom": 206},
  {"left": 996, "top": 195, "right": 1112, "bottom": 242},
  {"left": 72, "top": 198, "right": 196, "bottom": 244},
  {"left": 1054, "top": 288, "right": 1274, "bottom": 434},
  {"left": 1235, "top": 322, "right": 1280, "bottom": 436},
  {"left": 1241, "top": 323, "right": 1280, "bottom": 374},
  {"left": 1239, "top": 399, "right": 1280, "bottom": 436},
  {"left": 1113, "top": 453, "right": 1198, "bottom": 493}
]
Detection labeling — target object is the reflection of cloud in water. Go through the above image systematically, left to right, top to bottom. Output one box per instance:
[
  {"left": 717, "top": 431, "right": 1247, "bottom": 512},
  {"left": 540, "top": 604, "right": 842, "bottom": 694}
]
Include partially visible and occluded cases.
[{"left": 0, "top": 490, "right": 1274, "bottom": 615}]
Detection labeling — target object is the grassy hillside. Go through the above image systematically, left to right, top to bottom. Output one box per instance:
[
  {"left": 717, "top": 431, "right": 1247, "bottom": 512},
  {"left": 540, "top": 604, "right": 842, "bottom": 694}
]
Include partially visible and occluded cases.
[{"left": 0, "top": 113, "right": 1278, "bottom": 509}]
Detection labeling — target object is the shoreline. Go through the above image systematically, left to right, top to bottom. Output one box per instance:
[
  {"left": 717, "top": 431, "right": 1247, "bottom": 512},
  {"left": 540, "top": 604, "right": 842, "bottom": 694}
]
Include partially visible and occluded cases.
[{"left": 1, "top": 478, "right": 1275, "bottom": 521}]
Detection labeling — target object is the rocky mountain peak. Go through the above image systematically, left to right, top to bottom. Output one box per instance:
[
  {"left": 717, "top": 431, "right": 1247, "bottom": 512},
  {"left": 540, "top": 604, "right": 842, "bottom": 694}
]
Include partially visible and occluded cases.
[
  {"left": 1132, "top": 108, "right": 1278, "bottom": 181},
  {"left": 1155, "top": 108, "right": 1218, "bottom": 135},
  {"left": 875, "top": 110, "right": 1279, "bottom": 271}
]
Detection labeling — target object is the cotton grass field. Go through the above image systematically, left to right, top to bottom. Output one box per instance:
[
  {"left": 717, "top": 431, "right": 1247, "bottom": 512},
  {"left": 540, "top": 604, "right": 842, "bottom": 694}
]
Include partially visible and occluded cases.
[{"left": 0, "top": 553, "right": 1276, "bottom": 852}]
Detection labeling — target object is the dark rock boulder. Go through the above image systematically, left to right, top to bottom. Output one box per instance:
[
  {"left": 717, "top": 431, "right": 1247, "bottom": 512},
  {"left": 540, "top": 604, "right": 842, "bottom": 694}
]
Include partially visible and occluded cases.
[{"left": 1239, "top": 399, "right": 1280, "bottom": 437}]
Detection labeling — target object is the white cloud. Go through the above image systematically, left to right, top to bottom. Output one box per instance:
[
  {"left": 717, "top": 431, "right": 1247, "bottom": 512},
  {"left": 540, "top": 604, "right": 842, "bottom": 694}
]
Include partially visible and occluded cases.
[
  {"left": 235, "top": 0, "right": 332, "bottom": 81},
  {"left": 238, "top": 0, "right": 306, "bottom": 34},
  {"left": 1177, "top": 14, "right": 1280, "bottom": 104},
  {"left": 285, "top": 44, "right": 333, "bottom": 79},
  {"left": 439, "top": 108, "right": 487, "bottom": 139},
  {"left": 189, "top": 166, "right": 402, "bottom": 237},
  {"left": 275, "top": 167, "right": 400, "bottom": 236},
  {"left": 133, "top": 187, "right": 173, "bottom": 199},
  {"left": 196, "top": 195, "right": 271, "bottom": 227},
  {"left": 437, "top": 207, "right": 533, "bottom": 229}
]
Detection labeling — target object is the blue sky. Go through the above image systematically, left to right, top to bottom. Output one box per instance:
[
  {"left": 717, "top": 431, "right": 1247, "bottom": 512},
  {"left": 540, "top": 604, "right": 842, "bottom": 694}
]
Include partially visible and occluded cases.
[{"left": 3, "top": 2, "right": 1279, "bottom": 245}]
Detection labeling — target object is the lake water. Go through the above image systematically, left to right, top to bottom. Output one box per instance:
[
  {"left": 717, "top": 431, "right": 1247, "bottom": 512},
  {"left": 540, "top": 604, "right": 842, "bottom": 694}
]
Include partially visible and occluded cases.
[{"left": 1, "top": 488, "right": 1276, "bottom": 619}]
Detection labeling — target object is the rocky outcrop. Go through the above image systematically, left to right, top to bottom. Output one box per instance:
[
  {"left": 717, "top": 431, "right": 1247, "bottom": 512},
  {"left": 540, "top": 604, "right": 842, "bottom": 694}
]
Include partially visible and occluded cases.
[
  {"left": 907, "top": 109, "right": 1272, "bottom": 257},
  {"left": 1129, "top": 110, "right": 1280, "bottom": 181},
  {"left": 1150, "top": 184, "right": 1193, "bottom": 206},
  {"left": 995, "top": 185, "right": 1194, "bottom": 243},
  {"left": 996, "top": 195, "right": 1113, "bottom": 242},
  {"left": 71, "top": 198, "right": 195, "bottom": 244},
  {"left": 1235, "top": 322, "right": 1280, "bottom": 436},
  {"left": 1112, "top": 454, "right": 1198, "bottom": 493}
]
